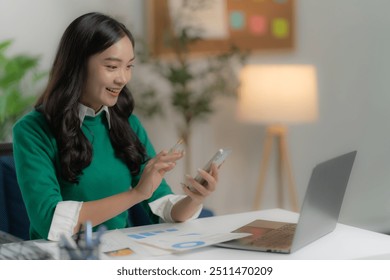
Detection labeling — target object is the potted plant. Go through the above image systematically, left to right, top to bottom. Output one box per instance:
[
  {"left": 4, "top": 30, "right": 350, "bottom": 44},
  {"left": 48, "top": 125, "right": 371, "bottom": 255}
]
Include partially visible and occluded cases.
[{"left": 0, "top": 40, "right": 45, "bottom": 141}]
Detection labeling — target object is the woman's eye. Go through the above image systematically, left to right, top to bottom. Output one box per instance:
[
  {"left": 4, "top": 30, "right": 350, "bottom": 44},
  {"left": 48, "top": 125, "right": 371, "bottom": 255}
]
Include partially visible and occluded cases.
[
  {"left": 127, "top": 64, "right": 135, "bottom": 69},
  {"left": 106, "top": 65, "right": 117, "bottom": 70}
]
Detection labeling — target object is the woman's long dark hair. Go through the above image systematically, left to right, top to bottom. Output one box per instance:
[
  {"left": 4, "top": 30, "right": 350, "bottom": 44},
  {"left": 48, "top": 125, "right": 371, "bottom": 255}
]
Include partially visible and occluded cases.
[{"left": 36, "top": 12, "right": 147, "bottom": 183}]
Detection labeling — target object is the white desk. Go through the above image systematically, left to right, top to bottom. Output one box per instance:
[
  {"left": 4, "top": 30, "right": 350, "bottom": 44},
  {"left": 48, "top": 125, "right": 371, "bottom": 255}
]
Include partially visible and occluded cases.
[
  {"left": 3, "top": 208, "right": 390, "bottom": 260},
  {"left": 103, "top": 208, "right": 390, "bottom": 260}
]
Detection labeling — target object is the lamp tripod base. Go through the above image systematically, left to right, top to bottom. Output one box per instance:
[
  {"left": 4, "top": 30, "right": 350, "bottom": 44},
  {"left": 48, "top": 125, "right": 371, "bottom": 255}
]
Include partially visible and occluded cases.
[{"left": 253, "top": 125, "right": 299, "bottom": 212}]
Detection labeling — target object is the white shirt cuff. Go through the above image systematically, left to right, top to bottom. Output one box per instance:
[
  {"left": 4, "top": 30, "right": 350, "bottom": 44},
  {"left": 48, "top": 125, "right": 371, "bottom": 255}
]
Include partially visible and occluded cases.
[
  {"left": 148, "top": 194, "right": 202, "bottom": 223},
  {"left": 48, "top": 201, "right": 82, "bottom": 241}
]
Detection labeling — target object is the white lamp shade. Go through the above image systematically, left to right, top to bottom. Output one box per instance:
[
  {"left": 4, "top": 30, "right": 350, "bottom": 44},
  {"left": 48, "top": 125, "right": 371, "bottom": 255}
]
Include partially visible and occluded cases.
[{"left": 236, "top": 65, "right": 319, "bottom": 124}]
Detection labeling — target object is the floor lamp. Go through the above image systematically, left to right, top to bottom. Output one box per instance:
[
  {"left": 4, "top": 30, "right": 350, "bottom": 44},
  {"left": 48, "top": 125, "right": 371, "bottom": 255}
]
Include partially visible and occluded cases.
[{"left": 236, "top": 65, "right": 318, "bottom": 212}]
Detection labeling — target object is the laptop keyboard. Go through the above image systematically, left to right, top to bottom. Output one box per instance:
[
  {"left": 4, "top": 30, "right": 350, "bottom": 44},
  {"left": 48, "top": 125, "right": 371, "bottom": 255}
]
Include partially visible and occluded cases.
[{"left": 252, "top": 223, "right": 296, "bottom": 250}]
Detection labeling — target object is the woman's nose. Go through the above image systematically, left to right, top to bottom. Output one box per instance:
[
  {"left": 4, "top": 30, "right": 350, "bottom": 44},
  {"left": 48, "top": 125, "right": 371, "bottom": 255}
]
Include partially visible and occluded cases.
[{"left": 115, "top": 69, "right": 131, "bottom": 85}]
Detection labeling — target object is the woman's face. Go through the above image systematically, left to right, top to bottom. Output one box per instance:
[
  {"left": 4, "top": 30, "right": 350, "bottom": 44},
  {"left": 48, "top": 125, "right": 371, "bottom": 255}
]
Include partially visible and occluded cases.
[{"left": 81, "top": 36, "right": 134, "bottom": 112}]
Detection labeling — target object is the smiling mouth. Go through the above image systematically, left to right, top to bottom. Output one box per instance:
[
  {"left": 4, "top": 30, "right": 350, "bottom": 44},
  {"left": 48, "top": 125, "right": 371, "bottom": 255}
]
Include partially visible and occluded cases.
[{"left": 106, "top": 88, "right": 121, "bottom": 95}]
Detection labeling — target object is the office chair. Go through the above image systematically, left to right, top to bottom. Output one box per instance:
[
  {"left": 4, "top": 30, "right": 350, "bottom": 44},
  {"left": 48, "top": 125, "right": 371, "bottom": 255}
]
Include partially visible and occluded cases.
[{"left": 0, "top": 142, "right": 30, "bottom": 240}]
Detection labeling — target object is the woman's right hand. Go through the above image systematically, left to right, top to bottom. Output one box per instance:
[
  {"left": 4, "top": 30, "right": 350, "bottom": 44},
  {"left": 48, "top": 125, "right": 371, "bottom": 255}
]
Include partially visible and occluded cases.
[{"left": 133, "top": 150, "right": 184, "bottom": 200}]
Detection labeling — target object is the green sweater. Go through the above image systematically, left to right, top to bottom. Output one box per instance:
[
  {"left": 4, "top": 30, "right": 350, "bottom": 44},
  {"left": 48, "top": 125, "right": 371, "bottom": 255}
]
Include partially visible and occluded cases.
[{"left": 12, "top": 110, "right": 173, "bottom": 240}]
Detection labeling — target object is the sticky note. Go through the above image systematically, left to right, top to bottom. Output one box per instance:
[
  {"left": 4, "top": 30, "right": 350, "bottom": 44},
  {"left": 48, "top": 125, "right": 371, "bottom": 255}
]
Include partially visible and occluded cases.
[
  {"left": 230, "top": 11, "right": 245, "bottom": 30},
  {"left": 249, "top": 15, "right": 267, "bottom": 35},
  {"left": 272, "top": 18, "right": 289, "bottom": 38}
]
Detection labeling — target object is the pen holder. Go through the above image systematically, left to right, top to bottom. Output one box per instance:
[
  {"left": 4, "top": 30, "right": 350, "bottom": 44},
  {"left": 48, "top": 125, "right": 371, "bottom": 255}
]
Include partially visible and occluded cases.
[
  {"left": 58, "top": 223, "right": 106, "bottom": 260},
  {"left": 59, "top": 240, "right": 100, "bottom": 260}
]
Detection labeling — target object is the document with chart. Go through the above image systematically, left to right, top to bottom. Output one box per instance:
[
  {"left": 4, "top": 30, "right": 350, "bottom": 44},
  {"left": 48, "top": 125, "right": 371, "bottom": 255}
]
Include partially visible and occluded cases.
[{"left": 99, "top": 225, "right": 250, "bottom": 258}]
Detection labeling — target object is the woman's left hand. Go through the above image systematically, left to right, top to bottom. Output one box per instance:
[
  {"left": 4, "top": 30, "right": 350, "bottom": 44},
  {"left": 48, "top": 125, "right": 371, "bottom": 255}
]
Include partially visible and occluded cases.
[{"left": 182, "top": 163, "right": 219, "bottom": 203}]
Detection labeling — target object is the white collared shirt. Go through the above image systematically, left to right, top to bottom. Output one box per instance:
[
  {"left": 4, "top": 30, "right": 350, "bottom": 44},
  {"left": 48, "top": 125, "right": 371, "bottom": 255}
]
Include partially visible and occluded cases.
[
  {"left": 78, "top": 103, "right": 111, "bottom": 128},
  {"left": 48, "top": 104, "right": 201, "bottom": 241}
]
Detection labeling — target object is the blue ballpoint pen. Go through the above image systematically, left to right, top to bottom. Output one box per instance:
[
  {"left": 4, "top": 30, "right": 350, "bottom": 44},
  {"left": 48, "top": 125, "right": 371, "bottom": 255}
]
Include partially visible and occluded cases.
[
  {"left": 84, "top": 221, "right": 93, "bottom": 249},
  {"left": 93, "top": 225, "right": 107, "bottom": 246}
]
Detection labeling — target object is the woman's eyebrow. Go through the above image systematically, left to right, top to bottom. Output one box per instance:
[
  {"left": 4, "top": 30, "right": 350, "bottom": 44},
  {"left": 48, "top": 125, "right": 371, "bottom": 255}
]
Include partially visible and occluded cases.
[{"left": 104, "top": 56, "right": 135, "bottom": 63}]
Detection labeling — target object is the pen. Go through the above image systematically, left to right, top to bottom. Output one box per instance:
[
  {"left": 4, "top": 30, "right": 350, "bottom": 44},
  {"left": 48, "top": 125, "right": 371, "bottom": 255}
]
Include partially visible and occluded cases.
[
  {"left": 84, "top": 221, "right": 93, "bottom": 249},
  {"left": 75, "top": 224, "right": 83, "bottom": 246},
  {"left": 93, "top": 225, "right": 107, "bottom": 246},
  {"left": 60, "top": 234, "right": 82, "bottom": 260},
  {"left": 60, "top": 234, "right": 78, "bottom": 249}
]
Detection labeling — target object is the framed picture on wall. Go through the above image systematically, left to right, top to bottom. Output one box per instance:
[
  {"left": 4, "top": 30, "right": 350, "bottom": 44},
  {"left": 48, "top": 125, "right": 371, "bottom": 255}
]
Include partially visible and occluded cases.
[{"left": 146, "top": 0, "right": 295, "bottom": 56}]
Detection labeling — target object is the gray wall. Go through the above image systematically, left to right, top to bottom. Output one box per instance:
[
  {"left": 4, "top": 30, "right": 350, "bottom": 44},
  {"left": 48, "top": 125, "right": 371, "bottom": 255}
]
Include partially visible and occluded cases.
[{"left": 1, "top": 0, "right": 390, "bottom": 233}]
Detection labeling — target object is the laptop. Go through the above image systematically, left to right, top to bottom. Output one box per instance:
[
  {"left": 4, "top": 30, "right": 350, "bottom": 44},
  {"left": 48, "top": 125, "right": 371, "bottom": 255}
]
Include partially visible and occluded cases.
[{"left": 217, "top": 151, "right": 357, "bottom": 254}]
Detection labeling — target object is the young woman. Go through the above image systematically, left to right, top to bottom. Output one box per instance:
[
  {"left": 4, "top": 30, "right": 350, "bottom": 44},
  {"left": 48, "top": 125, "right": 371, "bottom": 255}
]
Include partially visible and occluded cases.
[{"left": 12, "top": 12, "right": 218, "bottom": 241}]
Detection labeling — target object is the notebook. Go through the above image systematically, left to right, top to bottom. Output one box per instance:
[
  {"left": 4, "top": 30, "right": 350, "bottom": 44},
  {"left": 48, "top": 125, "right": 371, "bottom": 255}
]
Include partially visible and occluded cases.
[{"left": 217, "top": 151, "right": 357, "bottom": 254}]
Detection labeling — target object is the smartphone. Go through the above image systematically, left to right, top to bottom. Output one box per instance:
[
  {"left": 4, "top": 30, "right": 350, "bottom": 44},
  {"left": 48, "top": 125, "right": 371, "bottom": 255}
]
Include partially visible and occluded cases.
[{"left": 189, "top": 148, "right": 232, "bottom": 189}]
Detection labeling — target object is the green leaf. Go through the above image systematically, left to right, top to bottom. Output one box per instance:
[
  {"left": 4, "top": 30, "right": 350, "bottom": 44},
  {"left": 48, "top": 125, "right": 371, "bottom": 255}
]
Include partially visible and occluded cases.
[
  {"left": 0, "top": 40, "right": 12, "bottom": 52},
  {"left": 0, "top": 57, "right": 39, "bottom": 89},
  {"left": 166, "top": 66, "right": 193, "bottom": 86}
]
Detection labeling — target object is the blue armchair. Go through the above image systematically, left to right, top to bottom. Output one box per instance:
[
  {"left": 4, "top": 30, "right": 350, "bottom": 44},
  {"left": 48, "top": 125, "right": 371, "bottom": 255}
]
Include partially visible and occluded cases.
[{"left": 0, "top": 143, "right": 30, "bottom": 240}]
